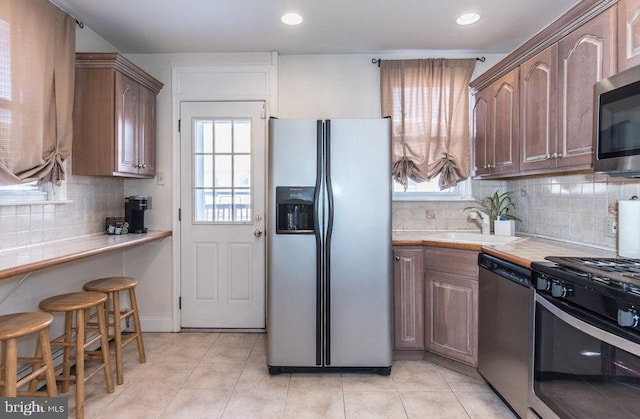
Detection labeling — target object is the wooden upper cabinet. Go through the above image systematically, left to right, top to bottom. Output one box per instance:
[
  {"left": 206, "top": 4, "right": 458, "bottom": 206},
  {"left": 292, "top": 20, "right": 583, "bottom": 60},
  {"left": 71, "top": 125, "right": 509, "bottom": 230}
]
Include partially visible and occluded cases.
[
  {"left": 619, "top": 0, "right": 640, "bottom": 71},
  {"left": 471, "top": 1, "right": 620, "bottom": 179},
  {"left": 558, "top": 7, "right": 616, "bottom": 170},
  {"left": 520, "top": 44, "right": 558, "bottom": 172},
  {"left": 73, "top": 53, "right": 163, "bottom": 178},
  {"left": 472, "top": 68, "right": 519, "bottom": 177},
  {"left": 491, "top": 68, "right": 520, "bottom": 176},
  {"left": 115, "top": 72, "right": 139, "bottom": 175},
  {"left": 138, "top": 85, "right": 157, "bottom": 177},
  {"left": 472, "top": 90, "right": 490, "bottom": 177}
]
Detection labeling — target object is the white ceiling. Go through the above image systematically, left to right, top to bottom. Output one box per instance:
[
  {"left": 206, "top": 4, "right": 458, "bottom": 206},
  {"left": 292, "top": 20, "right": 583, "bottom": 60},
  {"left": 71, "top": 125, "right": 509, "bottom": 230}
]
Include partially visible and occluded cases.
[{"left": 50, "top": 0, "right": 582, "bottom": 55}]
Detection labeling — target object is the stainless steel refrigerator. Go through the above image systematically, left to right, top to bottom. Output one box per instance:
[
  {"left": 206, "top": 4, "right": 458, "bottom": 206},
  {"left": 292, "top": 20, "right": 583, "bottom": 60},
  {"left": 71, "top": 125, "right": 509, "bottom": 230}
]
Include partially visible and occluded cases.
[{"left": 266, "top": 118, "right": 392, "bottom": 375}]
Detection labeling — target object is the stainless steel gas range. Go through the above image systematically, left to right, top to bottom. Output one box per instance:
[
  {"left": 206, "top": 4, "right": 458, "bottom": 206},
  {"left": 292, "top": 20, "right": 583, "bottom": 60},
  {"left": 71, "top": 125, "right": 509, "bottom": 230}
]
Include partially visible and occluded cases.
[{"left": 530, "top": 257, "right": 640, "bottom": 419}]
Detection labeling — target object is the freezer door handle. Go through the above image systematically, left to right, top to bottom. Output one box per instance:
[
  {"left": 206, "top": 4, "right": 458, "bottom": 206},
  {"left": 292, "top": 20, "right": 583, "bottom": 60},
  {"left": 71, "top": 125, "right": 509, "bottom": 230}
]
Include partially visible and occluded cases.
[
  {"left": 325, "top": 119, "right": 333, "bottom": 366},
  {"left": 314, "top": 120, "right": 323, "bottom": 366}
]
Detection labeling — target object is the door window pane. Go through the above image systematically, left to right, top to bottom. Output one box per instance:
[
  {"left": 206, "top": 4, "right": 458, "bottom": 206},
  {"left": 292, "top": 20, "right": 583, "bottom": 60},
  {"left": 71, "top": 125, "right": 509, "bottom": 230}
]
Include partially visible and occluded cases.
[
  {"left": 193, "top": 117, "right": 253, "bottom": 223},
  {"left": 234, "top": 119, "right": 251, "bottom": 153},
  {"left": 195, "top": 120, "right": 213, "bottom": 153},
  {"left": 214, "top": 120, "right": 232, "bottom": 153},
  {"left": 194, "top": 155, "right": 213, "bottom": 188},
  {"left": 214, "top": 155, "right": 232, "bottom": 187},
  {"left": 234, "top": 155, "right": 251, "bottom": 187},
  {"left": 195, "top": 188, "right": 213, "bottom": 222},
  {"left": 214, "top": 189, "right": 232, "bottom": 222},
  {"left": 234, "top": 189, "right": 251, "bottom": 222}
]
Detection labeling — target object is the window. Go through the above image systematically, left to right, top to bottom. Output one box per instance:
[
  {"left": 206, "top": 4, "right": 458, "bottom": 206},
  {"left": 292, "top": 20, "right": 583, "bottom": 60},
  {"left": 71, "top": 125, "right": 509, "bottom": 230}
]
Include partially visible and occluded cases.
[
  {"left": 193, "top": 118, "right": 252, "bottom": 223},
  {"left": 393, "top": 175, "right": 472, "bottom": 201},
  {"left": 0, "top": 181, "right": 47, "bottom": 203}
]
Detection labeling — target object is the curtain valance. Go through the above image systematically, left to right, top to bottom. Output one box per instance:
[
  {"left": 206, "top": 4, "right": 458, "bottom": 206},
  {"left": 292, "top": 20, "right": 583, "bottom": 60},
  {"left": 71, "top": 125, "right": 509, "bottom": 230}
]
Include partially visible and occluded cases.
[{"left": 380, "top": 59, "right": 475, "bottom": 190}]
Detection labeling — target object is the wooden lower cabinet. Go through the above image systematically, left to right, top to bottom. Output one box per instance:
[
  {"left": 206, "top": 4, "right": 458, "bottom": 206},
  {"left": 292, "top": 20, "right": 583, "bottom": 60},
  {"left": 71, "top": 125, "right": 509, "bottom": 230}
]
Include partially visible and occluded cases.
[
  {"left": 393, "top": 247, "right": 425, "bottom": 350},
  {"left": 424, "top": 247, "right": 479, "bottom": 367}
]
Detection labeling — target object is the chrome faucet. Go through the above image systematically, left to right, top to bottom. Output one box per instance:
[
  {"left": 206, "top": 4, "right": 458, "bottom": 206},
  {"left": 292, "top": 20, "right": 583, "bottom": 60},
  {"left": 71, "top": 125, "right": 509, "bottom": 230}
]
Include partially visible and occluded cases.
[{"left": 468, "top": 210, "right": 491, "bottom": 235}]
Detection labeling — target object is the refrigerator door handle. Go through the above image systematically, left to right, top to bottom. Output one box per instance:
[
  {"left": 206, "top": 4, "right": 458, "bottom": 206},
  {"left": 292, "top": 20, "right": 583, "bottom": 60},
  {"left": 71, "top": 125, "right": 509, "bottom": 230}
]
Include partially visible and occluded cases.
[
  {"left": 314, "top": 120, "right": 323, "bottom": 366},
  {"left": 325, "top": 120, "right": 333, "bottom": 366}
]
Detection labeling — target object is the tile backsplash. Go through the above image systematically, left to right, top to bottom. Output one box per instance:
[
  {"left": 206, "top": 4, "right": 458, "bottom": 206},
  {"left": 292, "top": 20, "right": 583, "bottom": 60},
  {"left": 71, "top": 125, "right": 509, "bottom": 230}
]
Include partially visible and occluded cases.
[
  {"left": 393, "top": 172, "right": 640, "bottom": 251},
  {"left": 0, "top": 175, "right": 124, "bottom": 250},
  {"left": 392, "top": 200, "right": 482, "bottom": 231}
]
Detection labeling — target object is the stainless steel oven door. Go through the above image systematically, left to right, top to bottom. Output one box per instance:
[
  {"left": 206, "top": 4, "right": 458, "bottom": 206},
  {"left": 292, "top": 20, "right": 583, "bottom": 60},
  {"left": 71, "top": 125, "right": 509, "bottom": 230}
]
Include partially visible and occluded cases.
[{"left": 530, "top": 293, "right": 640, "bottom": 419}]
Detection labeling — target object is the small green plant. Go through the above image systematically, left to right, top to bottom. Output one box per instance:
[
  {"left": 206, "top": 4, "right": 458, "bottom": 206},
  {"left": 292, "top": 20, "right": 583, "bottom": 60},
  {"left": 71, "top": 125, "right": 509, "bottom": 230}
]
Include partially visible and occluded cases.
[{"left": 464, "top": 190, "right": 521, "bottom": 221}]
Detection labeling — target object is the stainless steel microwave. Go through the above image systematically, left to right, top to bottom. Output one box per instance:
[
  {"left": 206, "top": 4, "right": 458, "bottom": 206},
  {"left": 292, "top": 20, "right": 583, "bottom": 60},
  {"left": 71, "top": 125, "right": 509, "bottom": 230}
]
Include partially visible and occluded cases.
[{"left": 595, "top": 65, "right": 640, "bottom": 177}]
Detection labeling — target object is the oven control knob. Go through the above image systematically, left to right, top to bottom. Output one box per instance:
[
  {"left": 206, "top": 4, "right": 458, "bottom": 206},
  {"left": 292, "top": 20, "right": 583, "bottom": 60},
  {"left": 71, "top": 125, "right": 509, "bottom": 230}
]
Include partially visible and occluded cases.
[
  {"left": 536, "top": 276, "right": 551, "bottom": 291},
  {"left": 551, "top": 282, "right": 572, "bottom": 298},
  {"left": 617, "top": 309, "right": 639, "bottom": 328}
]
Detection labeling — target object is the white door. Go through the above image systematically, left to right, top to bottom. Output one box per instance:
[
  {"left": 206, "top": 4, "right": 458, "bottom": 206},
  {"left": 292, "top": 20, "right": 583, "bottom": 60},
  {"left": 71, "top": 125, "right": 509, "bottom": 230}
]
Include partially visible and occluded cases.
[{"left": 180, "top": 101, "right": 266, "bottom": 328}]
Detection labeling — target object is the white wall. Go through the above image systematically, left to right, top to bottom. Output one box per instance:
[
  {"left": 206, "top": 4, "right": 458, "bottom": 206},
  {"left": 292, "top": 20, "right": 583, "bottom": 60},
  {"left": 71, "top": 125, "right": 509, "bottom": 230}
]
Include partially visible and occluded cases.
[
  {"left": 75, "top": 26, "right": 119, "bottom": 53},
  {"left": 278, "top": 53, "right": 504, "bottom": 119}
]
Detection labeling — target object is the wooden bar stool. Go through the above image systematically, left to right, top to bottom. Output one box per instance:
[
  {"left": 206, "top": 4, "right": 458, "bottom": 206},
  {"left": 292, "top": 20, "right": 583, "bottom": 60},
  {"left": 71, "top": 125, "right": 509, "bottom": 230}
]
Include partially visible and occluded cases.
[
  {"left": 83, "top": 276, "right": 145, "bottom": 385},
  {"left": 39, "top": 292, "right": 114, "bottom": 419},
  {"left": 0, "top": 312, "right": 57, "bottom": 397}
]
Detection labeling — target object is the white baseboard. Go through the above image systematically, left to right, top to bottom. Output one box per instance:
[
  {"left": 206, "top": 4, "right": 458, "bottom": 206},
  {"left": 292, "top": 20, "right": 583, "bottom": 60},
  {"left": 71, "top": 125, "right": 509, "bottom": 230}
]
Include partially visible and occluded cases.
[{"left": 140, "top": 317, "right": 175, "bottom": 332}]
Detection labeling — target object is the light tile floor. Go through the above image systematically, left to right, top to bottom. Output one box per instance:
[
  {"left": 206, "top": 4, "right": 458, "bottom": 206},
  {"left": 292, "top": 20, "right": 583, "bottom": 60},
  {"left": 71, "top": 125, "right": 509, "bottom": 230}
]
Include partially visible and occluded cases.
[{"left": 64, "top": 332, "right": 516, "bottom": 419}]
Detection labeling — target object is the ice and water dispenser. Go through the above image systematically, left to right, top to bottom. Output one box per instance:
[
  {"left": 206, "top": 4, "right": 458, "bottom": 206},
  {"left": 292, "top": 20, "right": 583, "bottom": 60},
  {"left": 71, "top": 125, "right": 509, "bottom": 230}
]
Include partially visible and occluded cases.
[{"left": 276, "top": 187, "right": 315, "bottom": 234}]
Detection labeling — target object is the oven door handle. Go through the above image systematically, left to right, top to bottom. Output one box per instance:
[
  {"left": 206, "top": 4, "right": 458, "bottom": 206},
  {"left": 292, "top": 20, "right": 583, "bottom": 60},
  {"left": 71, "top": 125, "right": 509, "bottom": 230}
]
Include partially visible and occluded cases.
[{"left": 536, "top": 293, "right": 640, "bottom": 356}]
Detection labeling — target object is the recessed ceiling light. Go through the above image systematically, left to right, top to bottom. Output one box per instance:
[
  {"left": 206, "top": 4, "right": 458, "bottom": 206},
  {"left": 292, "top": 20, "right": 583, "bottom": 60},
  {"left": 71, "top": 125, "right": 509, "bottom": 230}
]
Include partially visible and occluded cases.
[
  {"left": 281, "top": 12, "right": 303, "bottom": 26},
  {"left": 456, "top": 12, "right": 481, "bottom": 26}
]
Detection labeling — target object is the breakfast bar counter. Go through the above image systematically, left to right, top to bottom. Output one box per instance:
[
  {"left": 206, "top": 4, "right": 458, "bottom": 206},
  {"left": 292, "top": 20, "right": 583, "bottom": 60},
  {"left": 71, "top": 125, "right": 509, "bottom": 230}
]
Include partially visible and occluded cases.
[{"left": 0, "top": 230, "right": 172, "bottom": 280}]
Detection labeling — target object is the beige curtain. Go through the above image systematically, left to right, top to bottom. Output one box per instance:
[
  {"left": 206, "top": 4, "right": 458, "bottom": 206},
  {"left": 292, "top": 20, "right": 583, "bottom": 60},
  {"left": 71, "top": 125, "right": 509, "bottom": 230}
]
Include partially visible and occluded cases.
[
  {"left": 0, "top": 0, "right": 75, "bottom": 186},
  {"left": 380, "top": 59, "right": 475, "bottom": 190}
]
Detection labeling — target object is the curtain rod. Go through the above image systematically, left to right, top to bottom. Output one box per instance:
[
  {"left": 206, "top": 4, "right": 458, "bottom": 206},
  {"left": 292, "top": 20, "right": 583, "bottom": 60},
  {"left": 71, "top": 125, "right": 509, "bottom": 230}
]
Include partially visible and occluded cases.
[
  {"left": 49, "top": 0, "right": 84, "bottom": 28},
  {"left": 371, "top": 57, "right": 486, "bottom": 67}
]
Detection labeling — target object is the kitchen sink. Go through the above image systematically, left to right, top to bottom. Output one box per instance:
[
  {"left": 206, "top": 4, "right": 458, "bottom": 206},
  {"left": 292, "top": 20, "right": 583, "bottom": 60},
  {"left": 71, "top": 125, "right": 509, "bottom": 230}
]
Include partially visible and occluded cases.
[{"left": 425, "top": 231, "right": 524, "bottom": 245}]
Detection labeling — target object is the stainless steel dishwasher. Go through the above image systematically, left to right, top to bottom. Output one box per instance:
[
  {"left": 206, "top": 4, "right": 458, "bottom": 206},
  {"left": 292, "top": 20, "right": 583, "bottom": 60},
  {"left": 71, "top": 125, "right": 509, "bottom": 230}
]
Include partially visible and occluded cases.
[{"left": 478, "top": 253, "right": 533, "bottom": 419}]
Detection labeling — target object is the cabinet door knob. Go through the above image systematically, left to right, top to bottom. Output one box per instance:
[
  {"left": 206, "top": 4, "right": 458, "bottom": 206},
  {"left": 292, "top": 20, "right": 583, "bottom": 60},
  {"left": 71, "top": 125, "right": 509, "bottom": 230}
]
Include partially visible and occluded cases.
[{"left": 395, "top": 256, "right": 400, "bottom": 261}]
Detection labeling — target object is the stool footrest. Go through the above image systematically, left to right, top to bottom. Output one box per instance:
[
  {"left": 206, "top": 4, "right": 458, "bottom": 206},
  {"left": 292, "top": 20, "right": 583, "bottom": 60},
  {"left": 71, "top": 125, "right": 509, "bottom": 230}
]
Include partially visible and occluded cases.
[{"left": 16, "top": 366, "right": 48, "bottom": 389}]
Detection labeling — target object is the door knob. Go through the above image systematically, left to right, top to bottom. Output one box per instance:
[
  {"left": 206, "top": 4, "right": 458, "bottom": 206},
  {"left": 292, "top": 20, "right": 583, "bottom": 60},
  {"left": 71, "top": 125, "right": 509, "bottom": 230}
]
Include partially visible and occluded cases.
[{"left": 254, "top": 229, "right": 263, "bottom": 237}]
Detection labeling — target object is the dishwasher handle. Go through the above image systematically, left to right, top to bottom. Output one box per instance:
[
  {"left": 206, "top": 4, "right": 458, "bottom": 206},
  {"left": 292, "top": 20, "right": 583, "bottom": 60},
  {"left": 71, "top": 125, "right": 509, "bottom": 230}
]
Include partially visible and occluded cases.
[{"left": 478, "top": 253, "right": 532, "bottom": 287}]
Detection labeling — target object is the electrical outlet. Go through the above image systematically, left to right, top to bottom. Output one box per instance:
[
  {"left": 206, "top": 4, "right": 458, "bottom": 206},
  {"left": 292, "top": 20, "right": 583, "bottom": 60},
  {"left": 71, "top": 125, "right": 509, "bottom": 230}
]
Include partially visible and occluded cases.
[{"left": 605, "top": 217, "right": 617, "bottom": 238}]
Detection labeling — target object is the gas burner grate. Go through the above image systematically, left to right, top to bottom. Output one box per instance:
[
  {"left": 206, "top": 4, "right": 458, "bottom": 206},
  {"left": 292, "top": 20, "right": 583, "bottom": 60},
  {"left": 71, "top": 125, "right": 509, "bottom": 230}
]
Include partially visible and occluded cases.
[{"left": 545, "top": 256, "right": 640, "bottom": 289}]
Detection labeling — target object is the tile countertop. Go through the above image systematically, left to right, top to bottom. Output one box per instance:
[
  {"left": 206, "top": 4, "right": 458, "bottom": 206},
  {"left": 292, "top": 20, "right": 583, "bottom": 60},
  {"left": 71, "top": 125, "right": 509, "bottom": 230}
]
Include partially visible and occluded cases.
[
  {"left": 0, "top": 230, "right": 172, "bottom": 280},
  {"left": 393, "top": 230, "right": 616, "bottom": 268},
  {"left": 393, "top": 230, "right": 486, "bottom": 251}
]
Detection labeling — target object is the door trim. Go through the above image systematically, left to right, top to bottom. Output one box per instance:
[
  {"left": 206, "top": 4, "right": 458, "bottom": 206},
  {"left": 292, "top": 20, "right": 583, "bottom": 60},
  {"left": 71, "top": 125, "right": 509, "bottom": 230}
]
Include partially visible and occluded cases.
[{"left": 170, "top": 58, "right": 278, "bottom": 331}]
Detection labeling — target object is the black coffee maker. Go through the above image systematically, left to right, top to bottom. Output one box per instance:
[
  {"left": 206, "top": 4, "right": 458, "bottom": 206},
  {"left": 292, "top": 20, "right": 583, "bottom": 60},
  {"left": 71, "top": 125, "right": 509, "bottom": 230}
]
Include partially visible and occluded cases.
[{"left": 125, "top": 196, "right": 150, "bottom": 233}]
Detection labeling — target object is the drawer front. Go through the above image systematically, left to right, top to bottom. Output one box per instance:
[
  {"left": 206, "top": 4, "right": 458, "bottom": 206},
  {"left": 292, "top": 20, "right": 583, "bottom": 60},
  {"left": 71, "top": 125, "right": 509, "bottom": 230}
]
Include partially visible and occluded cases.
[{"left": 425, "top": 247, "right": 478, "bottom": 278}]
